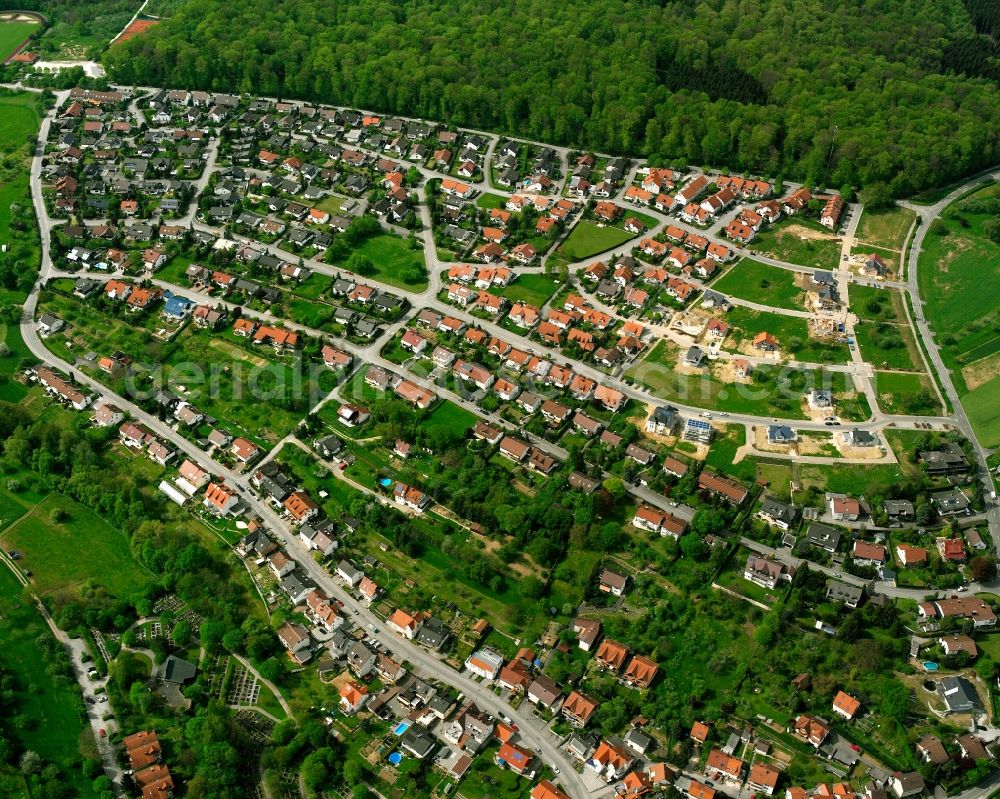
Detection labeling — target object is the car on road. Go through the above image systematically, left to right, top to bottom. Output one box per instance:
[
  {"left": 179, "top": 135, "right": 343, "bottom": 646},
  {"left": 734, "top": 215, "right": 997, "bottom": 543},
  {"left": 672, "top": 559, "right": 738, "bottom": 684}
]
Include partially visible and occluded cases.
[
  {"left": 701, "top": 412, "right": 713, "bottom": 419},
  {"left": 825, "top": 420, "right": 841, "bottom": 426},
  {"left": 335, "top": 599, "right": 344, "bottom": 608},
  {"left": 367, "top": 623, "right": 375, "bottom": 631},
  {"left": 95, "top": 695, "right": 107, "bottom": 703},
  {"left": 85, "top": 696, "right": 95, "bottom": 705},
  {"left": 99, "top": 728, "right": 106, "bottom": 738},
  {"left": 850, "top": 744, "right": 861, "bottom": 751},
  {"left": 552, "top": 766, "right": 560, "bottom": 775}
]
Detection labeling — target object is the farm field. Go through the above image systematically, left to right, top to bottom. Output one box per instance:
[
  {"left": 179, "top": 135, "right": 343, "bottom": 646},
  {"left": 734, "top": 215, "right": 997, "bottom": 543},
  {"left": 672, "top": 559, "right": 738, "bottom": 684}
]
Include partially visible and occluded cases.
[
  {"left": 855, "top": 206, "right": 916, "bottom": 251},
  {"left": 751, "top": 217, "right": 842, "bottom": 270},
  {"left": 557, "top": 220, "right": 633, "bottom": 261},
  {"left": 348, "top": 234, "right": 428, "bottom": 290},
  {"left": 711, "top": 257, "right": 804, "bottom": 311},
  {"left": 0, "top": 493, "right": 153, "bottom": 600},
  {"left": 0, "top": 566, "right": 99, "bottom": 797}
]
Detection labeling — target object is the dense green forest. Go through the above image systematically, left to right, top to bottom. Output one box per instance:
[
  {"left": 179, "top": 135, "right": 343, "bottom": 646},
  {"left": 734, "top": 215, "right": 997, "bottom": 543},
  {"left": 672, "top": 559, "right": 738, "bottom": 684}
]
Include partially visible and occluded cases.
[{"left": 100, "top": 0, "right": 1000, "bottom": 195}]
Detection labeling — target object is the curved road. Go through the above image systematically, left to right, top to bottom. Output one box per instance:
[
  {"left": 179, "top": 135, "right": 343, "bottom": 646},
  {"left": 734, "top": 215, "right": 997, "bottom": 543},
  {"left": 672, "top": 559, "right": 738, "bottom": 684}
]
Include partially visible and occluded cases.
[{"left": 18, "top": 82, "right": 1000, "bottom": 797}]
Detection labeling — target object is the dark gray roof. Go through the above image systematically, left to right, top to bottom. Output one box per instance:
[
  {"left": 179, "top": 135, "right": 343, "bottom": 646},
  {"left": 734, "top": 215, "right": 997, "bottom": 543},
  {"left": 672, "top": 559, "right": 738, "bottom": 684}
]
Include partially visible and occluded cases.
[{"left": 161, "top": 655, "right": 197, "bottom": 684}]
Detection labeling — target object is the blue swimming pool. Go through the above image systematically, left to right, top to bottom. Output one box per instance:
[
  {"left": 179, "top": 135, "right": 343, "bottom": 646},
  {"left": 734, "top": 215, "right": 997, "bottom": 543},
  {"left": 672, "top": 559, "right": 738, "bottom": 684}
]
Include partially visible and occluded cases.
[
  {"left": 379, "top": 478, "right": 394, "bottom": 487},
  {"left": 923, "top": 661, "right": 939, "bottom": 671},
  {"left": 393, "top": 721, "right": 411, "bottom": 736},
  {"left": 388, "top": 752, "right": 403, "bottom": 765}
]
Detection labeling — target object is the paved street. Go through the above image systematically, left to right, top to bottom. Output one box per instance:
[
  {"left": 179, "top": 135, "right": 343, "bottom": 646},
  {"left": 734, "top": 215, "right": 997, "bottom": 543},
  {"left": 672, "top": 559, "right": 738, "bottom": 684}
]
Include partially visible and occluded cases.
[{"left": 12, "top": 80, "right": 1000, "bottom": 798}]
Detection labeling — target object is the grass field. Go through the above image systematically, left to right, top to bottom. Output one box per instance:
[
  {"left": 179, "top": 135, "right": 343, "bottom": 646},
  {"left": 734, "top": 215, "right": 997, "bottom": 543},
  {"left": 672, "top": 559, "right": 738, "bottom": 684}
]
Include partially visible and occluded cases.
[
  {"left": 0, "top": 20, "right": 39, "bottom": 60},
  {"left": 0, "top": 93, "right": 40, "bottom": 241},
  {"left": 915, "top": 182, "right": 1000, "bottom": 440},
  {"left": 918, "top": 183, "right": 1000, "bottom": 332},
  {"left": 475, "top": 193, "right": 507, "bottom": 210},
  {"left": 315, "top": 194, "right": 347, "bottom": 215},
  {"left": 855, "top": 206, "right": 916, "bottom": 250},
  {"left": 751, "top": 217, "right": 842, "bottom": 270},
  {"left": 557, "top": 220, "right": 634, "bottom": 261},
  {"left": 349, "top": 234, "right": 428, "bottom": 290},
  {"left": 711, "top": 257, "right": 804, "bottom": 311},
  {"left": 491, "top": 273, "right": 561, "bottom": 307},
  {"left": 850, "top": 284, "right": 900, "bottom": 322},
  {"left": 726, "top": 306, "right": 849, "bottom": 363},
  {"left": 854, "top": 320, "right": 920, "bottom": 371},
  {"left": 0, "top": 322, "right": 34, "bottom": 402},
  {"left": 627, "top": 340, "right": 855, "bottom": 419},
  {"left": 871, "top": 371, "right": 939, "bottom": 415},
  {"left": 964, "top": 373, "right": 1000, "bottom": 448},
  {"left": 424, "top": 401, "right": 478, "bottom": 438},
  {"left": 703, "top": 425, "right": 756, "bottom": 481},
  {"left": 798, "top": 461, "right": 907, "bottom": 499},
  {"left": 0, "top": 494, "right": 153, "bottom": 601},
  {"left": 0, "top": 566, "right": 98, "bottom": 797}
]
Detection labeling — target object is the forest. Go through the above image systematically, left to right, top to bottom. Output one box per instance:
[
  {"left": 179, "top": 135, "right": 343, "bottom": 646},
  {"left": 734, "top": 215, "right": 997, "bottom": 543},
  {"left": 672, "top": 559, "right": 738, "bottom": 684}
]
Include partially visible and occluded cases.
[{"left": 99, "top": 0, "right": 1000, "bottom": 196}]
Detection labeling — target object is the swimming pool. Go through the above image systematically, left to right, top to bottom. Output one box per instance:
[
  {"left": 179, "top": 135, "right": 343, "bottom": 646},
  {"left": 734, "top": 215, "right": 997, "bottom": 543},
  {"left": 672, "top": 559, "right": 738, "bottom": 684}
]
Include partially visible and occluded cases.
[
  {"left": 379, "top": 478, "right": 394, "bottom": 487},
  {"left": 922, "top": 661, "right": 939, "bottom": 671},
  {"left": 393, "top": 720, "right": 411, "bottom": 736},
  {"left": 388, "top": 751, "right": 403, "bottom": 765}
]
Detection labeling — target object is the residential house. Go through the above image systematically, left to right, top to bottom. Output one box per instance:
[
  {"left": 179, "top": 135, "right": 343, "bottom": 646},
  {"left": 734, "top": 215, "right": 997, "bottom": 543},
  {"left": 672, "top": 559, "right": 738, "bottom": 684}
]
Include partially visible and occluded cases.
[{"left": 832, "top": 690, "right": 861, "bottom": 720}]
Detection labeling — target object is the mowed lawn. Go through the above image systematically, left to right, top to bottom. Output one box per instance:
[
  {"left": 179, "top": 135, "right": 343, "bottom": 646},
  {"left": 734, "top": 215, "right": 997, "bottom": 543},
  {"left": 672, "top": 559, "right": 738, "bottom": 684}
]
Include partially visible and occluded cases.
[
  {"left": 0, "top": 20, "right": 39, "bottom": 60},
  {"left": 918, "top": 183, "right": 1000, "bottom": 332},
  {"left": 475, "top": 193, "right": 507, "bottom": 210},
  {"left": 855, "top": 206, "right": 916, "bottom": 251},
  {"left": 557, "top": 220, "right": 634, "bottom": 261},
  {"left": 350, "top": 234, "right": 428, "bottom": 290},
  {"left": 710, "top": 257, "right": 804, "bottom": 311},
  {"left": 491, "top": 273, "right": 561, "bottom": 307},
  {"left": 1, "top": 494, "right": 153, "bottom": 600},
  {"left": 0, "top": 566, "right": 98, "bottom": 798}
]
